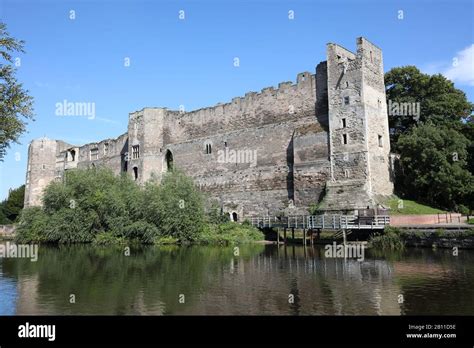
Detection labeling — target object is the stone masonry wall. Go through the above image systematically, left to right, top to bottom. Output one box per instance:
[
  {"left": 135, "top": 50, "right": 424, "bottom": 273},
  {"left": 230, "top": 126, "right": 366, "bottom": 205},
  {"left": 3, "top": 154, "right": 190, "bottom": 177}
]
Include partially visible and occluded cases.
[{"left": 24, "top": 37, "right": 393, "bottom": 219}]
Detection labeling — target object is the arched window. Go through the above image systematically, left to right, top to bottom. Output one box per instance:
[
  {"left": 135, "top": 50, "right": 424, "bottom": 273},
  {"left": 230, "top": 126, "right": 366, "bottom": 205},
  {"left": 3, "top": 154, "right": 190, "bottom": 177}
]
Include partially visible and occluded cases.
[
  {"left": 165, "top": 150, "right": 174, "bottom": 171},
  {"left": 133, "top": 166, "right": 138, "bottom": 181},
  {"left": 232, "top": 212, "right": 238, "bottom": 222}
]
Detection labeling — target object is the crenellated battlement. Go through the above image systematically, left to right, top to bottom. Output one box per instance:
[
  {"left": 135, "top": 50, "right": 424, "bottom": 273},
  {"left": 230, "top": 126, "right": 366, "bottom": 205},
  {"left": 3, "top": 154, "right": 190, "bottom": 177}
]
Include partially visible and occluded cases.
[{"left": 167, "top": 71, "right": 314, "bottom": 117}]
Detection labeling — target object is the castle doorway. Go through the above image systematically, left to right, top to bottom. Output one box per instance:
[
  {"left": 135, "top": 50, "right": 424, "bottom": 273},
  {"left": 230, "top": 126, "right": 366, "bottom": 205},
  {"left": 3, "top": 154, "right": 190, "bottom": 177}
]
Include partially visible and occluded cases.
[
  {"left": 165, "top": 150, "right": 174, "bottom": 171},
  {"left": 133, "top": 166, "right": 138, "bottom": 181},
  {"left": 232, "top": 212, "right": 238, "bottom": 222}
]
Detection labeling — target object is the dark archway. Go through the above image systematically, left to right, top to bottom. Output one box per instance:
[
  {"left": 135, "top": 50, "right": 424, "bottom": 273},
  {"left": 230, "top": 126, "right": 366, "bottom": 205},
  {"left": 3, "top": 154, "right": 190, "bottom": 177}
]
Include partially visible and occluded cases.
[
  {"left": 165, "top": 150, "right": 174, "bottom": 171},
  {"left": 133, "top": 166, "right": 138, "bottom": 181},
  {"left": 232, "top": 212, "right": 238, "bottom": 222}
]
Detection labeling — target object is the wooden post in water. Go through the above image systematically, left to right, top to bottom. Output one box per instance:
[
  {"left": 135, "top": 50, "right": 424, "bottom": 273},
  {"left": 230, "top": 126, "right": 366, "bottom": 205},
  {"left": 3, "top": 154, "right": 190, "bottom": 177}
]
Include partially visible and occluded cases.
[
  {"left": 277, "top": 228, "right": 280, "bottom": 244},
  {"left": 284, "top": 228, "right": 287, "bottom": 244},
  {"left": 292, "top": 228, "right": 295, "bottom": 241},
  {"left": 303, "top": 229, "right": 306, "bottom": 246}
]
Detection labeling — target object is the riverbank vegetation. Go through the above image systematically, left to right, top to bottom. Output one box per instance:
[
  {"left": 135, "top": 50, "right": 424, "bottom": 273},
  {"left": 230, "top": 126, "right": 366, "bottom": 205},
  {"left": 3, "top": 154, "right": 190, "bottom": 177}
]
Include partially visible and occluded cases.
[
  {"left": 15, "top": 168, "right": 263, "bottom": 245},
  {"left": 386, "top": 198, "right": 445, "bottom": 215},
  {"left": 368, "top": 226, "right": 405, "bottom": 250},
  {"left": 369, "top": 226, "right": 474, "bottom": 251}
]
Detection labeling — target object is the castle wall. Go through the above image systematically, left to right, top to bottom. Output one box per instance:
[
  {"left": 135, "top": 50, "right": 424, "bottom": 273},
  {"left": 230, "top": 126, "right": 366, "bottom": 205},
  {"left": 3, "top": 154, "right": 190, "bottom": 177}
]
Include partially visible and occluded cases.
[
  {"left": 24, "top": 37, "right": 393, "bottom": 217},
  {"left": 157, "top": 72, "right": 329, "bottom": 217},
  {"left": 165, "top": 72, "right": 316, "bottom": 144},
  {"left": 127, "top": 108, "right": 166, "bottom": 184},
  {"left": 71, "top": 133, "right": 128, "bottom": 176}
]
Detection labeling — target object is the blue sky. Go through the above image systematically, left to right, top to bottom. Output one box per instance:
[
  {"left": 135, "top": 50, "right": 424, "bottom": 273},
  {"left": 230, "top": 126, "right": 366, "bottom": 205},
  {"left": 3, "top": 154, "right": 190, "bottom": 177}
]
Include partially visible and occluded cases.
[{"left": 0, "top": 0, "right": 473, "bottom": 200}]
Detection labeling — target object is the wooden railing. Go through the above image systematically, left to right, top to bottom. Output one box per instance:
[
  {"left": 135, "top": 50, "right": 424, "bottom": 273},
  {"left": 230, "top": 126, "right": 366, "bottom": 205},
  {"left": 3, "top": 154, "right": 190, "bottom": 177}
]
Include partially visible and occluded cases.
[{"left": 249, "top": 215, "right": 390, "bottom": 230}]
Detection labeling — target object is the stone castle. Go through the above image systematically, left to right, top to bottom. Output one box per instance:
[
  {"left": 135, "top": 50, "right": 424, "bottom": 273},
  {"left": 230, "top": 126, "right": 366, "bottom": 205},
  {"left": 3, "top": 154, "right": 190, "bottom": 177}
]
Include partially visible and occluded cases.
[{"left": 24, "top": 37, "right": 394, "bottom": 219}]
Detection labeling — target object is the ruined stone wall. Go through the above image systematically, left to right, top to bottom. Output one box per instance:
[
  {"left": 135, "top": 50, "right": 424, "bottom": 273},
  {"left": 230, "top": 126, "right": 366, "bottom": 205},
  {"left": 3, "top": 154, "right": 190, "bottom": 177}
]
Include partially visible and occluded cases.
[
  {"left": 24, "top": 37, "right": 393, "bottom": 217},
  {"left": 321, "top": 38, "right": 393, "bottom": 211},
  {"left": 358, "top": 38, "right": 393, "bottom": 197},
  {"left": 159, "top": 72, "right": 330, "bottom": 217},
  {"left": 127, "top": 108, "right": 166, "bottom": 184},
  {"left": 74, "top": 133, "right": 128, "bottom": 176},
  {"left": 24, "top": 138, "right": 73, "bottom": 207}
]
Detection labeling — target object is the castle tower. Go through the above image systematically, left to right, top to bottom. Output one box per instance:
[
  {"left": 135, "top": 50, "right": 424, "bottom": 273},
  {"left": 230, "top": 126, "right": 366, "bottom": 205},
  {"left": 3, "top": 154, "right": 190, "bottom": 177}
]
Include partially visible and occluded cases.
[
  {"left": 322, "top": 37, "right": 393, "bottom": 210},
  {"left": 127, "top": 107, "right": 166, "bottom": 184},
  {"left": 24, "top": 137, "right": 59, "bottom": 207},
  {"left": 24, "top": 138, "right": 76, "bottom": 207}
]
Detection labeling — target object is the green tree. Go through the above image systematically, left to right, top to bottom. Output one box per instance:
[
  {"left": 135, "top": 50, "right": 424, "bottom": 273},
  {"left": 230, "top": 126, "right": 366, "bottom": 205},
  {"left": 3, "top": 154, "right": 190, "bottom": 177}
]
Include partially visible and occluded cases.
[
  {"left": 0, "top": 22, "right": 34, "bottom": 161},
  {"left": 385, "top": 66, "right": 473, "bottom": 149},
  {"left": 385, "top": 66, "right": 473, "bottom": 211},
  {"left": 396, "top": 124, "right": 473, "bottom": 211},
  {"left": 145, "top": 169, "right": 205, "bottom": 242},
  {"left": 0, "top": 184, "right": 25, "bottom": 223},
  {"left": 2, "top": 184, "right": 24, "bottom": 222},
  {"left": 0, "top": 202, "right": 10, "bottom": 224}
]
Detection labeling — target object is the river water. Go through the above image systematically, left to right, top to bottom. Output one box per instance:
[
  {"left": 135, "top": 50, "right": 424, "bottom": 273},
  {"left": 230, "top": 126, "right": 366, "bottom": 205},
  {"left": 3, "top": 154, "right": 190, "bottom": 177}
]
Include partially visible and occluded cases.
[{"left": 0, "top": 242, "right": 473, "bottom": 315}]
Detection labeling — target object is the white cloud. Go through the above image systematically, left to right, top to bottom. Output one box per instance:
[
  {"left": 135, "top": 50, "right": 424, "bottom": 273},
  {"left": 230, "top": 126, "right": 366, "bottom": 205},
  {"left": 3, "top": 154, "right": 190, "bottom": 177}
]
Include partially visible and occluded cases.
[
  {"left": 422, "top": 44, "right": 474, "bottom": 86},
  {"left": 444, "top": 44, "right": 474, "bottom": 86}
]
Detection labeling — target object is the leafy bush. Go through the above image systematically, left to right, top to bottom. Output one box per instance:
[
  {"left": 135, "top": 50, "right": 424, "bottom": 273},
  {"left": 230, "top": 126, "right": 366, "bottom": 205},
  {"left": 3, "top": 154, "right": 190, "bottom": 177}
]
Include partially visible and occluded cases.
[
  {"left": 16, "top": 168, "right": 263, "bottom": 246},
  {"left": 146, "top": 169, "right": 205, "bottom": 242},
  {"left": 205, "top": 200, "right": 229, "bottom": 225},
  {"left": 15, "top": 207, "right": 49, "bottom": 243},
  {"left": 121, "top": 221, "right": 160, "bottom": 244},
  {"left": 196, "top": 222, "right": 264, "bottom": 245},
  {"left": 369, "top": 227, "right": 405, "bottom": 250},
  {"left": 93, "top": 232, "right": 126, "bottom": 246},
  {"left": 153, "top": 236, "right": 179, "bottom": 245}
]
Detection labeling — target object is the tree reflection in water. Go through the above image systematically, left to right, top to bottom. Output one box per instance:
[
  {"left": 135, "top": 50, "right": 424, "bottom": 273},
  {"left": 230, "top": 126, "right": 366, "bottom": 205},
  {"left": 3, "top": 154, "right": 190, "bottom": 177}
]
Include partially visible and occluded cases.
[{"left": 1, "top": 243, "right": 473, "bottom": 315}]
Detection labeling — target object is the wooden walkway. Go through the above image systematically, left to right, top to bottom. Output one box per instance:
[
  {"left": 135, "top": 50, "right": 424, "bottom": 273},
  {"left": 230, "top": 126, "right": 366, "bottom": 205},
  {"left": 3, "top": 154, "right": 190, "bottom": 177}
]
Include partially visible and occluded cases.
[
  {"left": 249, "top": 214, "right": 390, "bottom": 246},
  {"left": 249, "top": 215, "right": 390, "bottom": 231}
]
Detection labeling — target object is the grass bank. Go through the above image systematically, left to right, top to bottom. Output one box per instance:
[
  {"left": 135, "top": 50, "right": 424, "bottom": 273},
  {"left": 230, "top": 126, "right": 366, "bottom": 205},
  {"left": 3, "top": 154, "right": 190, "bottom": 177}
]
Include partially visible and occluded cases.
[{"left": 386, "top": 198, "right": 445, "bottom": 215}]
